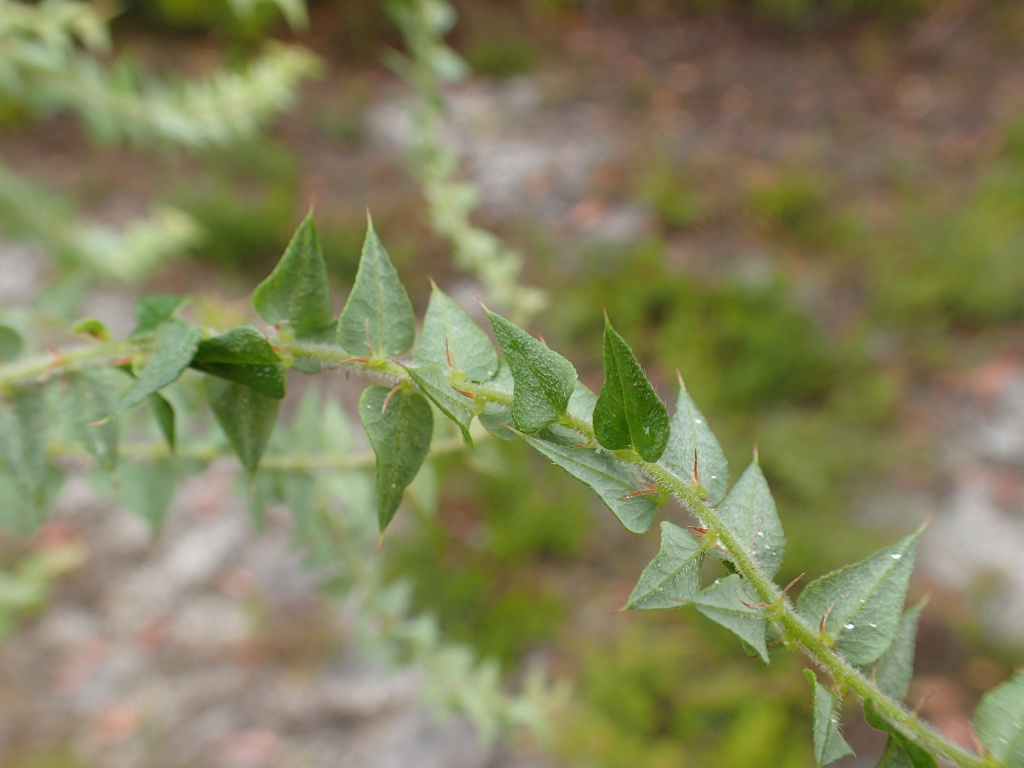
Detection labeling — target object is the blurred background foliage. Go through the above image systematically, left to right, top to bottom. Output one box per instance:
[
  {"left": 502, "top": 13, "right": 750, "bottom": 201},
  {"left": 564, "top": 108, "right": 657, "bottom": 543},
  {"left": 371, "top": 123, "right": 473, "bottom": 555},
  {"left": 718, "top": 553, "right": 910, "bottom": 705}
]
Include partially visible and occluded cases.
[{"left": 4, "top": 0, "right": 1024, "bottom": 766}]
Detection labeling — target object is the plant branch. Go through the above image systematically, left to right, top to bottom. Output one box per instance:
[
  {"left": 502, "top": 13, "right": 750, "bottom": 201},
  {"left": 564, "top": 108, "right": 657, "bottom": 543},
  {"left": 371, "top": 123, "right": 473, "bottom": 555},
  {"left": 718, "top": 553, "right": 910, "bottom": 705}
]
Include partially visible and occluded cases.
[{"left": 282, "top": 339, "right": 993, "bottom": 768}]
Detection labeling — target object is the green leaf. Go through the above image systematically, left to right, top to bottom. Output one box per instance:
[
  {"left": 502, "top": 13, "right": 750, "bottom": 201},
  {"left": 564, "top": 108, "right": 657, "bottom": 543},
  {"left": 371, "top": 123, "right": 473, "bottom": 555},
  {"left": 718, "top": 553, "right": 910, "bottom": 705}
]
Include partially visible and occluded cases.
[
  {"left": 252, "top": 210, "right": 335, "bottom": 338},
  {"left": 337, "top": 218, "right": 416, "bottom": 357},
  {"left": 414, "top": 282, "right": 497, "bottom": 382},
  {"left": 130, "top": 294, "right": 190, "bottom": 337},
  {"left": 487, "top": 310, "right": 576, "bottom": 434},
  {"left": 593, "top": 316, "right": 670, "bottom": 461},
  {"left": 70, "top": 317, "right": 112, "bottom": 340},
  {"left": 116, "top": 319, "right": 202, "bottom": 412},
  {"left": 0, "top": 325, "right": 22, "bottom": 362},
  {"left": 189, "top": 326, "right": 286, "bottom": 399},
  {"left": 406, "top": 363, "right": 476, "bottom": 446},
  {"left": 66, "top": 369, "right": 121, "bottom": 472},
  {"left": 659, "top": 374, "right": 729, "bottom": 505},
  {"left": 205, "top": 376, "right": 280, "bottom": 477},
  {"left": 567, "top": 380, "right": 598, "bottom": 422},
  {"left": 359, "top": 385, "right": 433, "bottom": 532},
  {"left": 0, "top": 389, "right": 48, "bottom": 507},
  {"left": 149, "top": 393, "right": 176, "bottom": 453},
  {"left": 522, "top": 426, "right": 658, "bottom": 534},
  {"left": 119, "top": 458, "right": 177, "bottom": 534},
  {"left": 717, "top": 461, "right": 785, "bottom": 579},
  {"left": 0, "top": 473, "right": 36, "bottom": 534},
  {"left": 626, "top": 521, "right": 706, "bottom": 609},
  {"left": 797, "top": 532, "right": 919, "bottom": 665},
  {"left": 692, "top": 575, "right": 769, "bottom": 661},
  {"left": 868, "top": 602, "right": 924, "bottom": 701},
  {"left": 804, "top": 669, "right": 856, "bottom": 766},
  {"left": 974, "top": 669, "right": 1024, "bottom": 767},
  {"left": 863, "top": 700, "right": 938, "bottom": 768},
  {"left": 874, "top": 738, "right": 915, "bottom": 768}
]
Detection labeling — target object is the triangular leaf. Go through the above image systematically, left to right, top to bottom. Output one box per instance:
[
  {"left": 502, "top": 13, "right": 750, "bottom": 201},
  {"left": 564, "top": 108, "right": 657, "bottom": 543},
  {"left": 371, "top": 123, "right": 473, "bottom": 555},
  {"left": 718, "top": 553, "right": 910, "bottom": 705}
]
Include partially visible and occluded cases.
[
  {"left": 252, "top": 210, "right": 334, "bottom": 338},
  {"left": 338, "top": 218, "right": 415, "bottom": 357},
  {"left": 414, "top": 282, "right": 497, "bottom": 382},
  {"left": 130, "top": 294, "right": 190, "bottom": 337},
  {"left": 487, "top": 310, "right": 576, "bottom": 434},
  {"left": 593, "top": 316, "right": 670, "bottom": 461},
  {"left": 116, "top": 319, "right": 202, "bottom": 412},
  {"left": 0, "top": 324, "right": 23, "bottom": 362},
  {"left": 189, "top": 325, "right": 286, "bottom": 399},
  {"left": 406, "top": 363, "right": 476, "bottom": 446},
  {"left": 65, "top": 368, "right": 121, "bottom": 472},
  {"left": 659, "top": 375, "right": 729, "bottom": 505},
  {"left": 205, "top": 376, "right": 280, "bottom": 477},
  {"left": 359, "top": 385, "right": 433, "bottom": 532},
  {"left": 0, "top": 389, "right": 48, "bottom": 507},
  {"left": 149, "top": 392, "right": 176, "bottom": 453},
  {"left": 522, "top": 426, "right": 658, "bottom": 534},
  {"left": 119, "top": 457, "right": 177, "bottom": 535},
  {"left": 717, "top": 461, "right": 785, "bottom": 579},
  {"left": 0, "top": 473, "right": 37, "bottom": 534},
  {"left": 626, "top": 521, "right": 706, "bottom": 609},
  {"left": 797, "top": 532, "right": 919, "bottom": 665},
  {"left": 692, "top": 575, "right": 770, "bottom": 662},
  {"left": 868, "top": 602, "right": 925, "bottom": 702},
  {"left": 804, "top": 669, "right": 856, "bottom": 766},
  {"left": 974, "top": 669, "right": 1024, "bottom": 767},
  {"left": 863, "top": 700, "right": 938, "bottom": 768},
  {"left": 874, "top": 738, "right": 915, "bottom": 768}
]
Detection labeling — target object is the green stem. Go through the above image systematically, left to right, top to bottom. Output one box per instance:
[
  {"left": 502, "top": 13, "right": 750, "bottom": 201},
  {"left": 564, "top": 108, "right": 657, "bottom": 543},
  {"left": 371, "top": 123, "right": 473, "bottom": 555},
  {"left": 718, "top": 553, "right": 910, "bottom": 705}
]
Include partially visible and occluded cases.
[{"left": 0, "top": 338, "right": 135, "bottom": 391}]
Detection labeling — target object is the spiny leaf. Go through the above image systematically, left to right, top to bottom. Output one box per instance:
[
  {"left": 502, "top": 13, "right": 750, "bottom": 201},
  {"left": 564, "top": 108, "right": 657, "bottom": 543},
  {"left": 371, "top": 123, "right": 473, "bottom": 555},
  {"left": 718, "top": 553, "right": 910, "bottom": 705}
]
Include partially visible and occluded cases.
[
  {"left": 252, "top": 210, "right": 335, "bottom": 338},
  {"left": 338, "top": 217, "right": 416, "bottom": 357},
  {"left": 414, "top": 282, "right": 497, "bottom": 382},
  {"left": 130, "top": 294, "right": 190, "bottom": 337},
  {"left": 487, "top": 310, "right": 576, "bottom": 434},
  {"left": 593, "top": 316, "right": 670, "bottom": 461},
  {"left": 116, "top": 318, "right": 202, "bottom": 412},
  {"left": 189, "top": 325, "right": 286, "bottom": 399},
  {"left": 406, "top": 363, "right": 476, "bottom": 446},
  {"left": 66, "top": 368, "right": 121, "bottom": 472},
  {"left": 659, "top": 375, "right": 729, "bottom": 505},
  {"left": 205, "top": 376, "right": 280, "bottom": 477},
  {"left": 359, "top": 385, "right": 433, "bottom": 532},
  {"left": 522, "top": 425, "right": 658, "bottom": 534},
  {"left": 717, "top": 461, "right": 785, "bottom": 579},
  {"left": 626, "top": 521, "right": 706, "bottom": 609},
  {"left": 797, "top": 532, "right": 919, "bottom": 665},
  {"left": 692, "top": 575, "right": 769, "bottom": 662},
  {"left": 868, "top": 602, "right": 924, "bottom": 702},
  {"left": 804, "top": 669, "right": 856, "bottom": 766},
  {"left": 973, "top": 669, "right": 1024, "bottom": 767},
  {"left": 863, "top": 700, "right": 938, "bottom": 768}
]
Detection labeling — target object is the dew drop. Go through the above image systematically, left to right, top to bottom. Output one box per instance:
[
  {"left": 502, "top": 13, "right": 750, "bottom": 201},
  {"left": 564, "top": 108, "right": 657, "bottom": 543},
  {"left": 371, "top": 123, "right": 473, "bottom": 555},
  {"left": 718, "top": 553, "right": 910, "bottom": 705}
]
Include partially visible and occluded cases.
[
  {"left": 694, "top": 419, "right": 703, "bottom": 424},
  {"left": 710, "top": 475, "right": 717, "bottom": 479},
  {"left": 756, "top": 531, "right": 764, "bottom": 537},
  {"left": 891, "top": 553, "right": 902, "bottom": 560},
  {"left": 844, "top": 623, "right": 855, "bottom": 630},
  {"left": 868, "top": 623, "right": 878, "bottom": 628}
]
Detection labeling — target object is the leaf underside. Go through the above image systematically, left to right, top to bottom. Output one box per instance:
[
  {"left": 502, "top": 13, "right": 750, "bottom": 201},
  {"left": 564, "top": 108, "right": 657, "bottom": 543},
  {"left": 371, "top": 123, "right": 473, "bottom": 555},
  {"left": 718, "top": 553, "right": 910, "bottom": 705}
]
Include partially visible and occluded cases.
[{"left": 359, "top": 385, "right": 433, "bottom": 532}]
